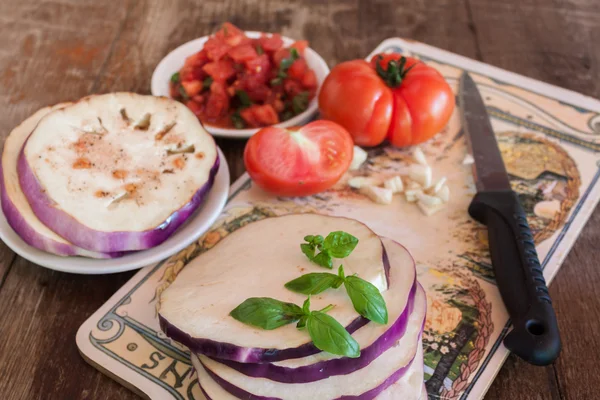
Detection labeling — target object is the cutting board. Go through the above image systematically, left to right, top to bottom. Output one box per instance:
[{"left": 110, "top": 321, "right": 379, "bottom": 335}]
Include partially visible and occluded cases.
[{"left": 77, "top": 37, "right": 600, "bottom": 400}]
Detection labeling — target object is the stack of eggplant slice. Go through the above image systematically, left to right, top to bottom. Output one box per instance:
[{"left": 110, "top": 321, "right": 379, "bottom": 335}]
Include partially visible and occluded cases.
[
  {"left": 0, "top": 93, "right": 219, "bottom": 258},
  {"left": 159, "top": 214, "right": 427, "bottom": 399}
]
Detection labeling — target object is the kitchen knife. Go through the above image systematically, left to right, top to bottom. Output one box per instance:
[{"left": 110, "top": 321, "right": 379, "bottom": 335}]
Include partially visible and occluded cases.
[{"left": 458, "top": 72, "right": 561, "bottom": 366}]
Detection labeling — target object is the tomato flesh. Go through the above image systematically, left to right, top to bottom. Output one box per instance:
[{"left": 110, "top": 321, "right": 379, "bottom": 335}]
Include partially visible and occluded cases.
[{"left": 244, "top": 121, "right": 353, "bottom": 196}]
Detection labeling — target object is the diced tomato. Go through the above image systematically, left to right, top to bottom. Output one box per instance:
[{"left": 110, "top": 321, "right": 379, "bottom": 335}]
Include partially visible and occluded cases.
[
  {"left": 216, "top": 22, "right": 251, "bottom": 47},
  {"left": 259, "top": 34, "right": 284, "bottom": 52},
  {"left": 204, "top": 37, "right": 231, "bottom": 61},
  {"left": 290, "top": 40, "right": 308, "bottom": 55},
  {"left": 228, "top": 44, "right": 258, "bottom": 62},
  {"left": 272, "top": 48, "right": 290, "bottom": 67},
  {"left": 184, "top": 50, "right": 209, "bottom": 68},
  {"left": 244, "top": 54, "right": 271, "bottom": 84},
  {"left": 287, "top": 58, "right": 308, "bottom": 80},
  {"left": 203, "top": 59, "right": 236, "bottom": 81},
  {"left": 180, "top": 66, "right": 206, "bottom": 82},
  {"left": 301, "top": 69, "right": 318, "bottom": 89},
  {"left": 283, "top": 79, "right": 303, "bottom": 97},
  {"left": 181, "top": 80, "right": 203, "bottom": 97},
  {"left": 205, "top": 81, "right": 230, "bottom": 118},
  {"left": 169, "top": 83, "right": 180, "bottom": 99},
  {"left": 245, "top": 84, "right": 271, "bottom": 103},
  {"left": 192, "top": 95, "right": 205, "bottom": 104},
  {"left": 185, "top": 100, "right": 203, "bottom": 116},
  {"left": 241, "top": 104, "right": 279, "bottom": 127}
]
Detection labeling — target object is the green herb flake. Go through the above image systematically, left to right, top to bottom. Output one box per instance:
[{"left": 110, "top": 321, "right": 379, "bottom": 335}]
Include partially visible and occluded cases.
[
  {"left": 256, "top": 45, "right": 264, "bottom": 55},
  {"left": 170, "top": 72, "right": 180, "bottom": 83},
  {"left": 203, "top": 76, "right": 214, "bottom": 89},
  {"left": 270, "top": 77, "right": 283, "bottom": 86},
  {"left": 178, "top": 85, "right": 189, "bottom": 101},
  {"left": 236, "top": 90, "right": 252, "bottom": 108},
  {"left": 292, "top": 91, "right": 310, "bottom": 115},
  {"left": 231, "top": 112, "right": 245, "bottom": 129}
]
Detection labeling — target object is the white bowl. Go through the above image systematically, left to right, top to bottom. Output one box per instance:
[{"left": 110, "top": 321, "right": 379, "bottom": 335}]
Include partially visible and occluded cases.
[{"left": 151, "top": 32, "right": 329, "bottom": 139}]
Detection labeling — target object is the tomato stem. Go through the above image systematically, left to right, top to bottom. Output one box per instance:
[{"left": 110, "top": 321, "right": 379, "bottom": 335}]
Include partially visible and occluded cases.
[{"left": 374, "top": 55, "right": 417, "bottom": 88}]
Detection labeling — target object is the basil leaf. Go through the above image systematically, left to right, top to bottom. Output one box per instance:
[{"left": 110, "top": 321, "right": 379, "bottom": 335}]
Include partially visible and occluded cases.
[
  {"left": 170, "top": 72, "right": 180, "bottom": 83},
  {"left": 203, "top": 76, "right": 213, "bottom": 89},
  {"left": 236, "top": 90, "right": 252, "bottom": 108},
  {"left": 323, "top": 231, "right": 359, "bottom": 258},
  {"left": 300, "top": 243, "right": 315, "bottom": 260},
  {"left": 312, "top": 252, "right": 333, "bottom": 269},
  {"left": 333, "top": 265, "right": 345, "bottom": 288},
  {"left": 285, "top": 273, "right": 341, "bottom": 295},
  {"left": 344, "top": 276, "right": 388, "bottom": 324},
  {"left": 302, "top": 296, "right": 311, "bottom": 314},
  {"left": 230, "top": 297, "right": 304, "bottom": 330},
  {"left": 307, "top": 311, "right": 360, "bottom": 358},
  {"left": 296, "top": 315, "right": 308, "bottom": 329}
]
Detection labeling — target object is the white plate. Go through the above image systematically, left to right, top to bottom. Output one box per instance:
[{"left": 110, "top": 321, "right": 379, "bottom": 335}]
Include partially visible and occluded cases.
[
  {"left": 151, "top": 32, "right": 330, "bottom": 139},
  {"left": 0, "top": 148, "right": 230, "bottom": 275}
]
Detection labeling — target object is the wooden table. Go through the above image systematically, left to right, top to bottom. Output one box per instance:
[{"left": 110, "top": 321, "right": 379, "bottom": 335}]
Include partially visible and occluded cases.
[{"left": 0, "top": 1, "right": 598, "bottom": 399}]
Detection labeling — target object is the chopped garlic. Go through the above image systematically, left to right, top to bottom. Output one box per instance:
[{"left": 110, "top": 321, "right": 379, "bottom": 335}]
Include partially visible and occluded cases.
[
  {"left": 349, "top": 146, "right": 368, "bottom": 170},
  {"left": 413, "top": 147, "right": 428, "bottom": 165},
  {"left": 463, "top": 154, "right": 475, "bottom": 165},
  {"left": 409, "top": 164, "right": 432, "bottom": 188},
  {"left": 348, "top": 176, "right": 377, "bottom": 189},
  {"left": 384, "top": 176, "right": 404, "bottom": 193},
  {"left": 433, "top": 177, "right": 447, "bottom": 194},
  {"left": 360, "top": 185, "right": 393, "bottom": 205},
  {"left": 437, "top": 185, "right": 450, "bottom": 203},
  {"left": 405, "top": 189, "right": 423, "bottom": 203},
  {"left": 417, "top": 192, "right": 443, "bottom": 206},
  {"left": 534, "top": 200, "right": 561, "bottom": 220},
  {"left": 417, "top": 201, "right": 445, "bottom": 216}
]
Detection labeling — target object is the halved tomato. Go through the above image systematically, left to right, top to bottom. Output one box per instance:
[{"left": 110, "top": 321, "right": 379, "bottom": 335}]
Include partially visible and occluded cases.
[{"left": 244, "top": 120, "right": 353, "bottom": 196}]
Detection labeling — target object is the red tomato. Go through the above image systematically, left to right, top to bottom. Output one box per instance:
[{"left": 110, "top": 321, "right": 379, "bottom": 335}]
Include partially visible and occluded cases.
[
  {"left": 215, "top": 22, "right": 250, "bottom": 47},
  {"left": 259, "top": 34, "right": 284, "bottom": 52},
  {"left": 203, "top": 37, "right": 231, "bottom": 61},
  {"left": 290, "top": 40, "right": 308, "bottom": 55},
  {"left": 228, "top": 44, "right": 258, "bottom": 62},
  {"left": 272, "top": 48, "right": 290, "bottom": 67},
  {"left": 184, "top": 50, "right": 209, "bottom": 68},
  {"left": 318, "top": 53, "right": 455, "bottom": 147},
  {"left": 244, "top": 54, "right": 271, "bottom": 83},
  {"left": 287, "top": 59, "right": 308, "bottom": 80},
  {"left": 203, "top": 60, "right": 236, "bottom": 81},
  {"left": 301, "top": 69, "right": 317, "bottom": 89},
  {"left": 283, "top": 79, "right": 303, "bottom": 97},
  {"left": 181, "top": 80, "right": 203, "bottom": 97},
  {"left": 205, "top": 81, "right": 230, "bottom": 118},
  {"left": 185, "top": 100, "right": 203, "bottom": 116},
  {"left": 240, "top": 104, "right": 279, "bottom": 127},
  {"left": 244, "top": 121, "right": 354, "bottom": 196}
]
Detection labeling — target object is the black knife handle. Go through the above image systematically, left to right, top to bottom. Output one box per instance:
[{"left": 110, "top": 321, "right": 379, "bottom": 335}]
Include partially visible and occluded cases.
[{"left": 469, "top": 190, "right": 561, "bottom": 366}]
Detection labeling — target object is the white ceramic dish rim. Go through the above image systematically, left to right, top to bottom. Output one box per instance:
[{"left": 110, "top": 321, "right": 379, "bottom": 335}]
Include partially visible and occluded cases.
[
  {"left": 151, "top": 31, "right": 329, "bottom": 139},
  {"left": 0, "top": 147, "right": 230, "bottom": 275}
]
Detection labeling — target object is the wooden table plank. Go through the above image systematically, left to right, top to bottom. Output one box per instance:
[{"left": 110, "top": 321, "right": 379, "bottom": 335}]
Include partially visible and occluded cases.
[{"left": 468, "top": 0, "right": 600, "bottom": 398}]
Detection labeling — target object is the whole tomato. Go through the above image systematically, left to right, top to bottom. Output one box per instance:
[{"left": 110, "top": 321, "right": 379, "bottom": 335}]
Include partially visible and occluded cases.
[
  {"left": 318, "top": 53, "right": 455, "bottom": 147},
  {"left": 244, "top": 121, "right": 353, "bottom": 196}
]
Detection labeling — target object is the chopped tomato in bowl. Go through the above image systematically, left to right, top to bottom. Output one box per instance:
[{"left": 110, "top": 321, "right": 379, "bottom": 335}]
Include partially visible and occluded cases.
[{"left": 153, "top": 23, "right": 329, "bottom": 137}]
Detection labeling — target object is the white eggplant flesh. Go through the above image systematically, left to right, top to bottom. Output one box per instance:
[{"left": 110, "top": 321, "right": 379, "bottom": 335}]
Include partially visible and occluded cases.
[
  {"left": 19, "top": 93, "right": 219, "bottom": 252},
  {"left": 0, "top": 104, "right": 117, "bottom": 258},
  {"left": 159, "top": 214, "right": 390, "bottom": 363},
  {"left": 197, "top": 284, "right": 425, "bottom": 400}
]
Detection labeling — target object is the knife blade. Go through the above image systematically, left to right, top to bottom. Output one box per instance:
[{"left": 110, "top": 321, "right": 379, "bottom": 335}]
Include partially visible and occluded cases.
[{"left": 458, "top": 72, "right": 561, "bottom": 366}]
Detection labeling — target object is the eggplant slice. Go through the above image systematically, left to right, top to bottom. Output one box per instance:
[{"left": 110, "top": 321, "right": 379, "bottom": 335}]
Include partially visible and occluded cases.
[{"left": 18, "top": 93, "right": 219, "bottom": 252}]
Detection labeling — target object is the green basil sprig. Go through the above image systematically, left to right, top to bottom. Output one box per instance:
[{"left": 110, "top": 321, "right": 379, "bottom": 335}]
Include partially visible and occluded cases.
[
  {"left": 301, "top": 231, "right": 358, "bottom": 269},
  {"left": 285, "top": 265, "right": 388, "bottom": 324},
  {"left": 230, "top": 296, "right": 360, "bottom": 358}
]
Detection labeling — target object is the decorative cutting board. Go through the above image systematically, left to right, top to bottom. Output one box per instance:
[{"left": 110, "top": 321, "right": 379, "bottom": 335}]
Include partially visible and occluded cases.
[{"left": 77, "top": 38, "right": 600, "bottom": 400}]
